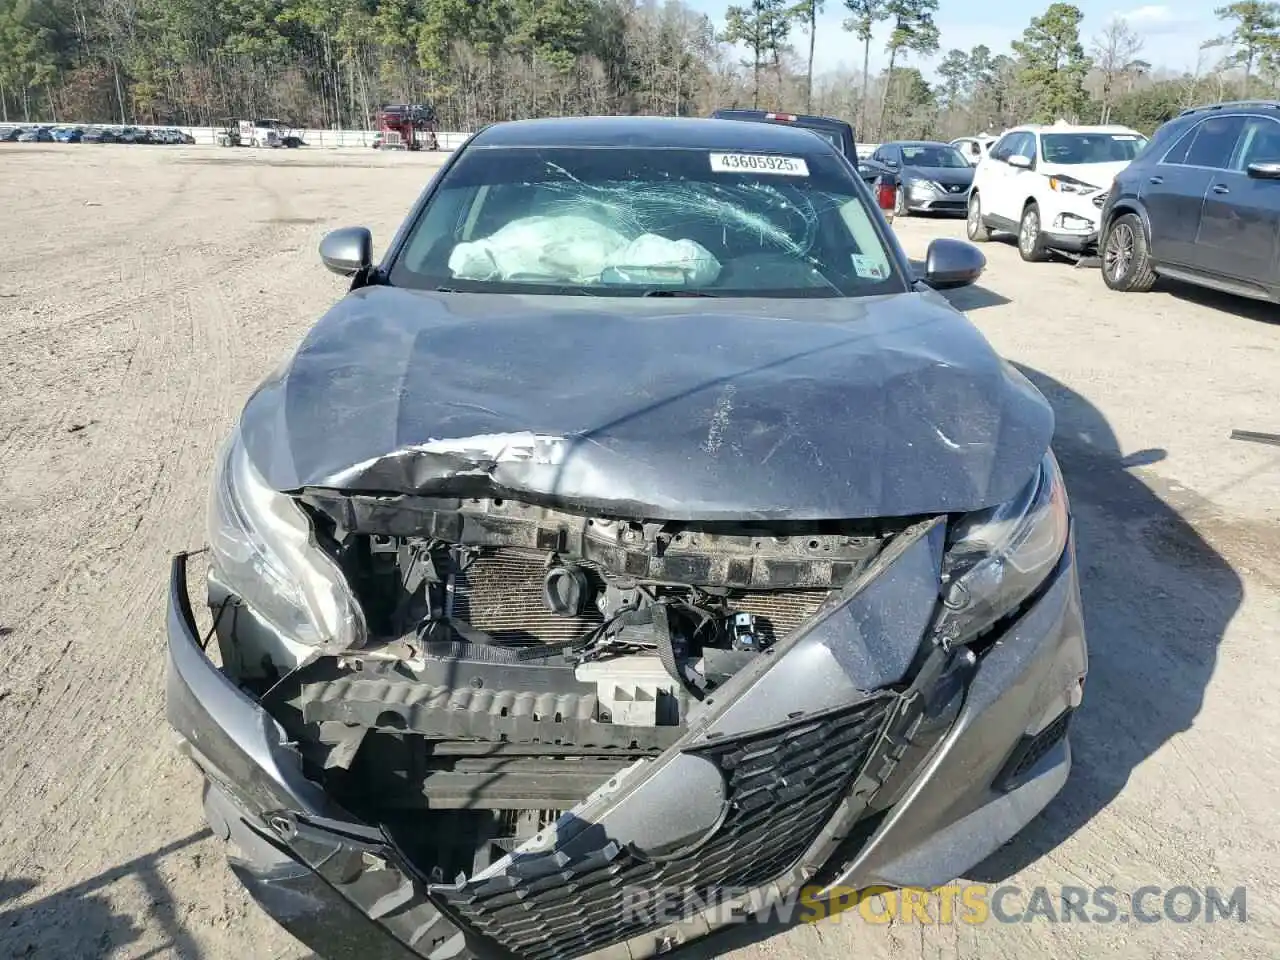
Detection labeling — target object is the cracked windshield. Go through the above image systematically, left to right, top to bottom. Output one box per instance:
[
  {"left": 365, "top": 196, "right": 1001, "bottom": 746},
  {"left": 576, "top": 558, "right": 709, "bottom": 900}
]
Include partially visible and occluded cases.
[{"left": 392, "top": 145, "right": 900, "bottom": 297}]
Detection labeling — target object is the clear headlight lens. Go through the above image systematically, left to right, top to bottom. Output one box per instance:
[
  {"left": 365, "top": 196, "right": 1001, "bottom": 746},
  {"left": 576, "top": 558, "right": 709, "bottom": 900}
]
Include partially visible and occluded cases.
[
  {"left": 207, "top": 427, "right": 367, "bottom": 651},
  {"left": 934, "top": 452, "right": 1070, "bottom": 646}
]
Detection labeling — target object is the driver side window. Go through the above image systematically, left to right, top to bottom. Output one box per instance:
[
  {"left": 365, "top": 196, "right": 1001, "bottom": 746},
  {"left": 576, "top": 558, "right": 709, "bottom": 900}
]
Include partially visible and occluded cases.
[
  {"left": 1233, "top": 117, "right": 1280, "bottom": 169},
  {"left": 1022, "top": 133, "right": 1039, "bottom": 163},
  {"left": 989, "top": 134, "right": 1016, "bottom": 162}
]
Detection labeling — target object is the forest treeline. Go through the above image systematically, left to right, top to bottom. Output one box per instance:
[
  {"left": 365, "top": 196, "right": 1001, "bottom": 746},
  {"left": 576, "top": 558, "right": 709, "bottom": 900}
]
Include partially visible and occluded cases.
[{"left": 2, "top": 0, "right": 1279, "bottom": 139}]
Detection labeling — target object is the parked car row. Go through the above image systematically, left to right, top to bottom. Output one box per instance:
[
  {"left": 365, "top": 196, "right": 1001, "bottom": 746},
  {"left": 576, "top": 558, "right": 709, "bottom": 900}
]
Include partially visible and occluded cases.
[
  {"left": 841, "top": 102, "right": 1279, "bottom": 307},
  {"left": 962, "top": 102, "right": 1280, "bottom": 305},
  {"left": 966, "top": 121, "right": 1148, "bottom": 260},
  {"left": 0, "top": 124, "right": 195, "bottom": 144},
  {"left": 857, "top": 140, "right": 976, "bottom": 215}
]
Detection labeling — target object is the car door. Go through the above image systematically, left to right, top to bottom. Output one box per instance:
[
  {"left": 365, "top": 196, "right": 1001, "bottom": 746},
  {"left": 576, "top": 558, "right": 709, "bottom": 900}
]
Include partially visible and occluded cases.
[
  {"left": 1142, "top": 114, "right": 1247, "bottom": 265},
  {"left": 1194, "top": 115, "right": 1280, "bottom": 286},
  {"left": 1007, "top": 131, "right": 1040, "bottom": 212},
  {"left": 985, "top": 132, "right": 1031, "bottom": 222},
  {"left": 976, "top": 134, "right": 1013, "bottom": 220},
  {"left": 878, "top": 145, "right": 905, "bottom": 188},
  {"left": 880, "top": 145, "right": 902, "bottom": 175},
  {"left": 858, "top": 146, "right": 889, "bottom": 184}
]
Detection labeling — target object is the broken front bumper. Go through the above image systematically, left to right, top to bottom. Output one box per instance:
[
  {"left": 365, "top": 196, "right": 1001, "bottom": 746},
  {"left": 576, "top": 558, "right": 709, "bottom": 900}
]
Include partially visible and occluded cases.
[{"left": 166, "top": 523, "right": 1087, "bottom": 960}]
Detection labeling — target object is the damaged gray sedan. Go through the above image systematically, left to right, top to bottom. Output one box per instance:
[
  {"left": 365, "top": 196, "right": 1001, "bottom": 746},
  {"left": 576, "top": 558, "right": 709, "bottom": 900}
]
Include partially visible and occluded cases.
[{"left": 166, "top": 116, "right": 1087, "bottom": 960}]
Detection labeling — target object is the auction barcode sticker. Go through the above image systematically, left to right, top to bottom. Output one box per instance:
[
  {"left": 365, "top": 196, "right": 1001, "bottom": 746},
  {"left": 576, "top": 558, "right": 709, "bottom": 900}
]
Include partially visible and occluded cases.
[{"left": 709, "top": 153, "right": 810, "bottom": 176}]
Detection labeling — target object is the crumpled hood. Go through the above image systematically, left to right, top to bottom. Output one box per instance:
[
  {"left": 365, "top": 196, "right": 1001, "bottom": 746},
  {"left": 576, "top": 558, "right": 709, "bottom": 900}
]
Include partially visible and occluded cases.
[{"left": 238, "top": 286, "right": 1054, "bottom": 521}]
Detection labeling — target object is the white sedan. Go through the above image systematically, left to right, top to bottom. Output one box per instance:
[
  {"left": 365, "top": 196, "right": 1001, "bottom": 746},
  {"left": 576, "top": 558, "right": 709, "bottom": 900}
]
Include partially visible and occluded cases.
[{"left": 950, "top": 135, "right": 998, "bottom": 166}]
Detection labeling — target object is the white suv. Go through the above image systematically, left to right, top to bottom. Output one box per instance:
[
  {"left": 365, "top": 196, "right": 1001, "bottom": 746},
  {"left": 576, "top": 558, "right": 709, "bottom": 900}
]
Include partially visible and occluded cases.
[{"left": 967, "top": 122, "right": 1148, "bottom": 260}]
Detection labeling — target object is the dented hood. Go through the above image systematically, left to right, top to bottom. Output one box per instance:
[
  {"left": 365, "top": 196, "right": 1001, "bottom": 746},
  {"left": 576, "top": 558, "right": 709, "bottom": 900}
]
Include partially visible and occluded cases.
[{"left": 238, "top": 286, "right": 1054, "bottom": 520}]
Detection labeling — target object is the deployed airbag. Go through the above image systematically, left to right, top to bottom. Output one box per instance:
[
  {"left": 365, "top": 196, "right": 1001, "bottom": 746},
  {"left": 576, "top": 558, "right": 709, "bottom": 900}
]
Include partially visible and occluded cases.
[{"left": 448, "top": 215, "right": 721, "bottom": 285}]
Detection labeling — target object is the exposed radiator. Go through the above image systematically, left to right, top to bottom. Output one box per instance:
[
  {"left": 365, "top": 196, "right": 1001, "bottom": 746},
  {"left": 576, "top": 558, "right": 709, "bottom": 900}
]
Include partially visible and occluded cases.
[
  {"left": 448, "top": 548, "right": 831, "bottom": 647},
  {"left": 450, "top": 548, "right": 604, "bottom": 645},
  {"left": 732, "top": 589, "right": 831, "bottom": 646}
]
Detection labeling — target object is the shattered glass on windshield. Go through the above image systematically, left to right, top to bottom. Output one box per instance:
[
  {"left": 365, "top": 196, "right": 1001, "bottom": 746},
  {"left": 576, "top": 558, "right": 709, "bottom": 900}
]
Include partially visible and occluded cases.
[{"left": 392, "top": 145, "right": 898, "bottom": 297}]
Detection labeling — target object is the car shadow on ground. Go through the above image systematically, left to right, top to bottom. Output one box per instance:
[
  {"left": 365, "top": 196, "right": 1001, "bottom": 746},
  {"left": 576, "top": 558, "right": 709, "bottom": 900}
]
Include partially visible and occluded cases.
[
  {"left": 907, "top": 259, "right": 1012, "bottom": 311},
  {"left": 1155, "top": 278, "right": 1280, "bottom": 326},
  {"left": 937, "top": 283, "right": 1012, "bottom": 311},
  {"left": 671, "top": 362, "right": 1237, "bottom": 956},
  {"left": 965, "top": 365, "right": 1238, "bottom": 880},
  {"left": 0, "top": 830, "right": 212, "bottom": 959}
]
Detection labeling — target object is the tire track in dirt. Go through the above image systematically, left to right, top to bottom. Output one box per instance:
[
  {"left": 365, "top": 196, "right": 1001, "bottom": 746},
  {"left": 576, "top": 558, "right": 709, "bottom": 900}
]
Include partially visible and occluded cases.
[
  {"left": 0, "top": 157, "right": 360, "bottom": 945},
  {"left": 0, "top": 166, "right": 308, "bottom": 645},
  {"left": 0, "top": 172, "right": 325, "bottom": 870}
]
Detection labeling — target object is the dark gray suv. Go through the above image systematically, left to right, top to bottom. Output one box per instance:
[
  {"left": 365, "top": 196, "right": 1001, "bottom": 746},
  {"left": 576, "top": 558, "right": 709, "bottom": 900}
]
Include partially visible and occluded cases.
[{"left": 1099, "top": 100, "right": 1280, "bottom": 303}]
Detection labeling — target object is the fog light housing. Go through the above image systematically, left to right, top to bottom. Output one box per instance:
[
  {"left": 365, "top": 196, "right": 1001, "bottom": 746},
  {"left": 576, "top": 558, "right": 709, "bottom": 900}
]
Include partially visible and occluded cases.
[{"left": 1054, "top": 212, "right": 1094, "bottom": 232}]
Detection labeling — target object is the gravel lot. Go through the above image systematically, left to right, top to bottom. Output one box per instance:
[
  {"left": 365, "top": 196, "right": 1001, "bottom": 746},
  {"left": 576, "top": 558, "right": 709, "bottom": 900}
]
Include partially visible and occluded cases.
[{"left": 1, "top": 144, "right": 1278, "bottom": 960}]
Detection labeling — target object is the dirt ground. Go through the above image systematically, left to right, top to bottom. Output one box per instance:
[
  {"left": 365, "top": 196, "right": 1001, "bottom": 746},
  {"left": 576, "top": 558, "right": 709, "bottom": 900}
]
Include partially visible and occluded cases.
[{"left": 0, "top": 144, "right": 1277, "bottom": 960}]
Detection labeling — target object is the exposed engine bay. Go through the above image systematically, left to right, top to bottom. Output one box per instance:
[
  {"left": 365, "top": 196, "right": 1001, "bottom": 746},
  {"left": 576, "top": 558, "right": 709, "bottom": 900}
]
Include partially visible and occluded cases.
[
  {"left": 302, "top": 492, "right": 901, "bottom": 694},
  {"left": 221, "top": 493, "right": 908, "bottom": 880}
]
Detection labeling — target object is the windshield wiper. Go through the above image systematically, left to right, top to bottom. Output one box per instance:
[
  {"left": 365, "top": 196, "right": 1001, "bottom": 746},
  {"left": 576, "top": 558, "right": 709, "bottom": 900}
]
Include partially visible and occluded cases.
[{"left": 642, "top": 289, "right": 720, "bottom": 297}]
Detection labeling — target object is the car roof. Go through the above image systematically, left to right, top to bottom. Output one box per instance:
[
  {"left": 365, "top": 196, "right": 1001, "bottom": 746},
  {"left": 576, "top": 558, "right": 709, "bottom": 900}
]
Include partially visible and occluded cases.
[
  {"left": 1178, "top": 99, "right": 1280, "bottom": 117},
  {"left": 709, "top": 109, "right": 852, "bottom": 130},
  {"left": 468, "top": 115, "right": 841, "bottom": 153},
  {"left": 1007, "top": 123, "right": 1141, "bottom": 136},
  {"left": 884, "top": 139, "right": 955, "bottom": 147}
]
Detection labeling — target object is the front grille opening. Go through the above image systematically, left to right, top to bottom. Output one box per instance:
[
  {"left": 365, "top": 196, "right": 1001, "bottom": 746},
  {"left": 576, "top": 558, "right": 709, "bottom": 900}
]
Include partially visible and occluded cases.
[
  {"left": 450, "top": 547, "right": 833, "bottom": 649},
  {"left": 436, "top": 696, "right": 894, "bottom": 960},
  {"left": 323, "top": 730, "right": 631, "bottom": 881}
]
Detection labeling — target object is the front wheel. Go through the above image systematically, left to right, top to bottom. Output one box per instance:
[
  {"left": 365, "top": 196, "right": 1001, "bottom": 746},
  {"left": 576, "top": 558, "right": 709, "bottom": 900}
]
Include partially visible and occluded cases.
[
  {"left": 894, "top": 186, "right": 909, "bottom": 217},
  {"left": 966, "top": 192, "right": 993, "bottom": 242},
  {"left": 1018, "top": 203, "right": 1049, "bottom": 262},
  {"left": 1102, "top": 213, "right": 1158, "bottom": 292}
]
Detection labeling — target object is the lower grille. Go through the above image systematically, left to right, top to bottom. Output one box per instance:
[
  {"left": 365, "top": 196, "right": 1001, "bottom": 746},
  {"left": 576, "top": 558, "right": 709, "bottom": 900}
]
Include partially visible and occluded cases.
[
  {"left": 452, "top": 548, "right": 831, "bottom": 647},
  {"left": 437, "top": 696, "right": 893, "bottom": 960},
  {"left": 997, "top": 708, "right": 1072, "bottom": 791}
]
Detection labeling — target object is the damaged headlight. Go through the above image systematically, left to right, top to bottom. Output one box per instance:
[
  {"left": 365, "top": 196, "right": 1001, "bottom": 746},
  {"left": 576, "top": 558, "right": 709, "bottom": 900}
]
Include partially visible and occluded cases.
[
  {"left": 207, "top": 427, "right": 367, "bottom": 650},
  {"left": 935, "top": 451, "right": 1069, "bottom": 645}
]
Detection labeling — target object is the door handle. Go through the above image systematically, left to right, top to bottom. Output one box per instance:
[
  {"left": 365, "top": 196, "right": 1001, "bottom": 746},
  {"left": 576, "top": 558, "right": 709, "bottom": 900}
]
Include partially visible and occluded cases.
[
  {"left": 1148, "top": 175, "right": 1163, "bottom": 184},
  {"left": 1212, "top": 183, "right": 1230, "bottom": 194}
]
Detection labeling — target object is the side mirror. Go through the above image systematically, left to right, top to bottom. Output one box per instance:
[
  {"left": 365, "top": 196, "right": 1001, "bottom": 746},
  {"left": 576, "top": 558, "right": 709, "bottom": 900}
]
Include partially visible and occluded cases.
[
  {"left": 1007, "top": 154, "right": 1033, "bottom": 169},
  {"left": 1246, "top": 161, "right": 1280, "bottom": 180},
  {"left": 319, "top": 226, "right": 373, "bottom": 276},
  {"left": 922, "top": 237, "right": 986, "bottom": 289}
]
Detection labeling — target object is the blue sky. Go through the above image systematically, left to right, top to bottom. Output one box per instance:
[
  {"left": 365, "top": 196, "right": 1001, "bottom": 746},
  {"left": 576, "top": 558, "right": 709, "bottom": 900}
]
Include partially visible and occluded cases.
[{"left": 688, "top": 2, "right": 1227, "bottom": 78}]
